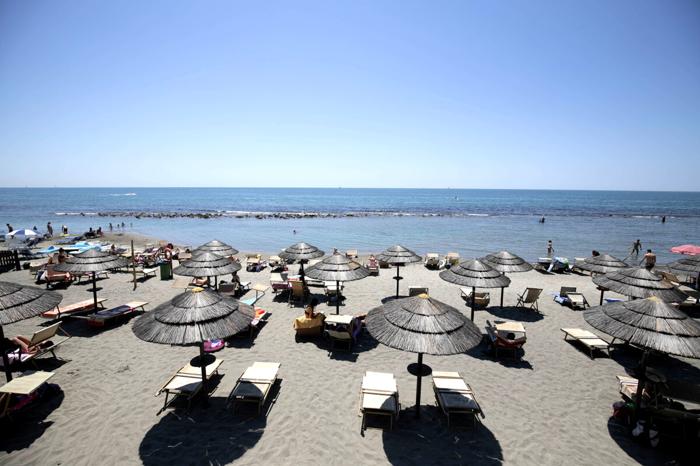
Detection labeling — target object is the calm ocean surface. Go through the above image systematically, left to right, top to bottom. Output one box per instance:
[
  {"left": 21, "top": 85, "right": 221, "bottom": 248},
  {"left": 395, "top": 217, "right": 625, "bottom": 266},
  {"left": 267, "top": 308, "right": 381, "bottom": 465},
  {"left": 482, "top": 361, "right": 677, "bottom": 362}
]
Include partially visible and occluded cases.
[{"left": 1, "top": 188, "right": 698, "bottom": 263}]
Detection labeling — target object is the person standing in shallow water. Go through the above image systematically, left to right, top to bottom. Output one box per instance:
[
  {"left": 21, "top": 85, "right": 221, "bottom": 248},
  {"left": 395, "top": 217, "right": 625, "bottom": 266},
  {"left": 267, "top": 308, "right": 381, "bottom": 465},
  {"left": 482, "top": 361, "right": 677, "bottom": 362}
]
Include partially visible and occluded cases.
[
  {"left": 631, "top": 239, "right": 642, "bottom": 257},
  {"left": 547, "top": 240, "right": 554, "bottom": 257},
  {"left": 641, "top": 249, "right": 656, "bottom": 269}
]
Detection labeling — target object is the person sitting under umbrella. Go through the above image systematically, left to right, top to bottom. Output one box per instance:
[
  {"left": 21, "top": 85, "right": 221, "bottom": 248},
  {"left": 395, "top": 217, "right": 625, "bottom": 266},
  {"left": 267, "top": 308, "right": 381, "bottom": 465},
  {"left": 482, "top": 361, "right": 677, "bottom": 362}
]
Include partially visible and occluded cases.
[
  {"left": 293, "top": 297, "right": 325, "bottom": 337},
  {"left": 2, "top": 334, "right": 51, "bottom": 356}
]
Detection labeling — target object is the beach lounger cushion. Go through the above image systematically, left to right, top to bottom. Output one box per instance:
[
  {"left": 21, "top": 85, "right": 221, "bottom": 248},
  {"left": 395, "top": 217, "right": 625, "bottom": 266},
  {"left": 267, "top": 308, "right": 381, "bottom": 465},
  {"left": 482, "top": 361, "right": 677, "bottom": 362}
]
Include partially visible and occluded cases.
[{"left": 230, "top": 362, "right": 280, "bottom": 415}]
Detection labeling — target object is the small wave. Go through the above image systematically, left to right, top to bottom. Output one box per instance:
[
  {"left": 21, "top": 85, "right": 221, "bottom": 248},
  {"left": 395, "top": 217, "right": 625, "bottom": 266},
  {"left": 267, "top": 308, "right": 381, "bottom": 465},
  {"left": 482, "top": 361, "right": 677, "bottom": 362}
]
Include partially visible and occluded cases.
[{"left": 109, "top": 193, "right": 137, "bottom": 197}]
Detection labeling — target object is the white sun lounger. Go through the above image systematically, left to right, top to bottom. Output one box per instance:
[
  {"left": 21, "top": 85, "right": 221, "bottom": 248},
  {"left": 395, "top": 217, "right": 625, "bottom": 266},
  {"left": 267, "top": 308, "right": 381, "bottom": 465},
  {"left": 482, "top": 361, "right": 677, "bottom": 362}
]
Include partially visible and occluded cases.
[
  {"left": 561, "top": 328, "right": 611, "bottom": 359},
  {"left": 156, "top": 358, "right": 223, "bottom": 411},
  {"left": 229, "top": 362, "right": 280, "bottom": 415},
  {"left": 360, "top": 371, "right": 399, "bottom": 432},
  {"left": 432, "top": 371, "right": 484, "bottom": 428}
]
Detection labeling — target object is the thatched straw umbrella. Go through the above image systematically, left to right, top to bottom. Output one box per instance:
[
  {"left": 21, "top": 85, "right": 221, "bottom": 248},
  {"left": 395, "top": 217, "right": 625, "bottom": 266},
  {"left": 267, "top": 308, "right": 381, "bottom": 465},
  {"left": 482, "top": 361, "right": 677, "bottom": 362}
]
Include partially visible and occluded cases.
[
  {"left": 194, "top": 240, "right": 239, "bottom": 258},
  {"left": 279, "top": 242, "right": 324, "bottom": 281},
  {"left": 376, "top": 245, "right": 422, "bottom": 298},
  {"left": 54, "top": 249, "right": 129, "bottom": 311},
  {"left": 173, "top": 251, "right": 242, "bottom": 289},
  {"left": 304, "top": 251, "right": 369, "bottom": 314},
  {"left": 480, "top": 251, "right": 533, "bottom": 306},
  {"left": 576, "top": 254, "right": 628, "bottom": 275},
  {"left": 665, "top": 255, "right": 700, "bottom": 282},
  {"left": 439, "top": 259, "right": 511, "bottom": 320},
  {"left": 592, "top": 267, "right": 687, "bottom": 305},
  {"left": 0, "top": 282, "right": 62, "bottom": 381},
  {"left": 132, "top": 288, "right": 254, "bottom": 405},
  {"left": 366, "top": 294, "right": 482, "bottom": 418},
  {"left": 584, "top": 297, "right": 700, "bottom": 418}
]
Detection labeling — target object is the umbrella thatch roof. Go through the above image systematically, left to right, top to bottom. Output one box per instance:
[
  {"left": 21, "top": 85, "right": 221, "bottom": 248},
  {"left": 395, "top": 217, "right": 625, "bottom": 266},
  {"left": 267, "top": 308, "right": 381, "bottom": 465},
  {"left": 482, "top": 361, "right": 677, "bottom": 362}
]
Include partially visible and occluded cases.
[
  {"left": 194, "top": 240, "right": 239, "bottom": 257},
  {"left": 279, "top": 242, "right": 324, "bottom": 261},
  {"left": 376, "top": 245, "right": 421, "bottom": 265},
  {"left": 54, "top": 249, "right": 129, "bottom": 273},
  {"left": 173, "top": 251, "right": 241, "bottom": 277},
  {"left": 480, "top": 251, "right": 533, "bottom": 273},
  {"left": 304, "top": 252, "right": 369, "bottom": 282},
  {"left": 576, "top": 254, "right": 628, "bottom": 274},
  {"left": 665, "top": 255, "right": 700, "bottom": 276},
  {"left": 439, "top": 259, "right": 511, "bottom": 288},
  {"left": 592, "top": 267, "right": 687, "bottom": 302},
  {"left": 0, "top": 282, "right": 62, "bottom": 325},
  {"left": 132, "top": 288, "right": 254, "bottom": 345},
  {"left": 365, "top": 294, "right": 483, "bottom": 355},
  {"left": 584, "top": 297, "right": 700, "bottom": 359}
]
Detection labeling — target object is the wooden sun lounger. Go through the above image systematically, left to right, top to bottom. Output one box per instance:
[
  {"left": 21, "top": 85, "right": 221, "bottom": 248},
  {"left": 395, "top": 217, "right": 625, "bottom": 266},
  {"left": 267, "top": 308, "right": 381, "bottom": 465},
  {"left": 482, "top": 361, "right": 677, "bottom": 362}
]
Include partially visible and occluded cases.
[
  {"left": 136, "top": 267, "right": 158, "bottom": 279},
  {"left": 74, "top": 270, "right": 110, "bottom": 283},
  {"left": 42, "top": 298, "right": 107, "bottom": 319},
  {"left": 82, "top": 301, "right": 148, "bottom": 327},
  {"left": 561, "top": 328, "right": 611, "bottom": 359},
  {"left": 156, "top": 358, "right": 223, "bottom": 411},
  {"left": 229, "top": 362, "right": 280, "bottom": 415},
  {"left": 0, "top": 371, "right": 55, "bottom": 420},
  {"left": 360, "top": 371, "right": 399, "bottom": 432},
  {"left": 432, "top": 371, "right": 484, "bottom": 428}
]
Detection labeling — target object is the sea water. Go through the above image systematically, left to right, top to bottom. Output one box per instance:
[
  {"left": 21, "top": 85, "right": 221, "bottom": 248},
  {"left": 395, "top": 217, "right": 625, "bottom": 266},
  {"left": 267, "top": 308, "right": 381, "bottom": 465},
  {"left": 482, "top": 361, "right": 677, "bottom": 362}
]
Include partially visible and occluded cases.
[{"left": 0, "top": 188, "right": 698, "bottom": 263}]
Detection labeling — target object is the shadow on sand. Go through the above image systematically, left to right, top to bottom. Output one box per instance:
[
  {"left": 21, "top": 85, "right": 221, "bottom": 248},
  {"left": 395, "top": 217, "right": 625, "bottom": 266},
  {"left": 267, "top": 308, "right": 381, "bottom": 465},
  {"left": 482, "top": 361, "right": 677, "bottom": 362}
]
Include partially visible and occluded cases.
[
  {"left": 485, "top": 306, "right": 544, "bottom": 322},
  {"left": 0, "top": 385, "right": 64, "bottom": 453},
  {"left": 140, "top": 397, "right": 267, "bottom": 465},
  {"left": 381, "top": 405, "right": 502, "bottom": 465},
  {"left": 606, "top": 417, "right": 698, "bottom": 465}
]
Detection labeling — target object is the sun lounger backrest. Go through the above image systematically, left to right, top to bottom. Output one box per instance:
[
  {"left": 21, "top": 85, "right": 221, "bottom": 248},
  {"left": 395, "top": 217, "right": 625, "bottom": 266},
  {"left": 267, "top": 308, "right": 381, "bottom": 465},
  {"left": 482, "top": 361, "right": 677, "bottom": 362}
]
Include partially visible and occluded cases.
[
  {"left": 409, "top": 287, "right": 429, "bottom": 297},
  {"left": 560, "top": 287, "right": 576, "bottom": 297},
  {"left": 524, "top": 288, "right": 543, "bottom": 303},
  {"left": 29, "top": 323, "right": 61, "bottom": 346}
]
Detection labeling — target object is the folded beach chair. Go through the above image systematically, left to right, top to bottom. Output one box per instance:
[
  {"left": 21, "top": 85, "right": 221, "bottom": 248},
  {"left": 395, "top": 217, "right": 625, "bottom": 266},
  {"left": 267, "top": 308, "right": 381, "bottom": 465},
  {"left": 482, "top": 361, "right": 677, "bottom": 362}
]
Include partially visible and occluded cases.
[
  {"left": 424, "top": 253, "right": 440, "bottom": 269},
  {"left": 408, "top": 286, "right": 429, "bottom": 297},
  {"left": 515, "top": 287, "right": 543, "bottom": 311},
  {"left": 460, "top": 288, "right": 490, "bottom": 309},
  {"left": 41, "top": 297, "right": 107, "bottom": 319},
  {"left": 84, "top": 301, "right": 148, "bottom": 327},
  {"left": 0, "top": 323, "right": 72, "bottom": 369},
  {"left": 561, "top": 328, "right": 611, "bottom": 359},
  {"left": 156, "top": 358, "right": 223, "bottom": 411},
  {"left": 229, "top": 362, "right": 281, "bottom": 415},
  {"left": 0, "top": 371, "right": 55, "bottom": 420},
  {"left": 360, "top": 371, "right": 400, "bottom": 432},
  {"left": 432, "top": 371, "right": 484, "bottom": 428}
]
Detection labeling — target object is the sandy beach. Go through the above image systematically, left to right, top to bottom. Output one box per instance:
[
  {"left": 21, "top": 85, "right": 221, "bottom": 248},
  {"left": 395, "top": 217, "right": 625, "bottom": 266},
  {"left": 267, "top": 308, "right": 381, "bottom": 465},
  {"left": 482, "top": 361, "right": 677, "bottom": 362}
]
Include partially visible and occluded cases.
[{"left": 1, "top": 233, "right": 698, "bottom": 465}]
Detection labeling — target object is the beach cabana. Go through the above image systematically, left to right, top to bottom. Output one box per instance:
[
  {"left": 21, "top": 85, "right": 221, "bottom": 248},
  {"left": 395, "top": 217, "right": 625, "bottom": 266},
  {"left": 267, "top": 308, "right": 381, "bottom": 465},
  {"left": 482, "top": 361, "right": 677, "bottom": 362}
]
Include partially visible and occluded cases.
[
  {"left": 194, "top": 240, "right": 239, "bottom": 257},
  {"left": 279, "top": 242, "right": 324, "bottom": 281},
  {"left": 376, "top": 245, "right": 422, "bottom": 298},
  {"left": 54, "top": 249, "right": 129, "bottom": 310},
  {"left": 173, "top": 251, "right": 241, "bottom": 289},
  {"left": 304, "top": 251, "right": 369, "bottom": 314},
  {"left": 480, "top": 251, "right": 533, "bottom": 306},
  {"left": 575, "top": 254, "right": 628, "bottom": 275},
  {"left": 439, "top": 259, "right": 511, "bottom": 320},
  {"left": 592, "top": 267, "right": 687, "bottom": 305},
  {"left": 0, "top": 282, "right": 62, "bottom": 381},
  {"left": 132, "top": 288, "right": 254, "bottom": 406},
  {"left": 365, "top": 294, "right": 482, "bottom": 418},
  {"left": 584, "top": 297, "right": 700, "bottom": 417}
]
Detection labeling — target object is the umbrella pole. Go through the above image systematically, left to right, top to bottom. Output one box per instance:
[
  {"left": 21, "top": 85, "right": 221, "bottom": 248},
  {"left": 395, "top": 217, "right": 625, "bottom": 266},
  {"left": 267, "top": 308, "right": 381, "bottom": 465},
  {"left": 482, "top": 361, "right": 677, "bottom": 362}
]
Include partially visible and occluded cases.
[
  {"left": 395, "top": 265, "right": 401, "bottom": 298},
  {"left": 92, "top": 271, "right": 98, "bottom": 311},
  {"left": 215, "top": 275, "right": 218, "bottom": 290},
  {"left": 336, "top": 279, "right": 340, "bottom": 314},
  {"left": 470, "top": 286, "right": 476, "bottom": 321},
  {"left": 500, "top": 287, "right": 504, "bottom": 308},
  {"left": 599, "top": 289, "right": 605, "bottom": 305},
  {"left": 0, "top": 326, "right": 13, "bottom": 382},
  {"left": 199, "top": 343, "right": 209, "bottom": 407},
  {"left": 633, "top": 350, "right": 649, "bottom": 425},
  {"left": 415, "top": 352, "right": 423, "bottom": 418}
]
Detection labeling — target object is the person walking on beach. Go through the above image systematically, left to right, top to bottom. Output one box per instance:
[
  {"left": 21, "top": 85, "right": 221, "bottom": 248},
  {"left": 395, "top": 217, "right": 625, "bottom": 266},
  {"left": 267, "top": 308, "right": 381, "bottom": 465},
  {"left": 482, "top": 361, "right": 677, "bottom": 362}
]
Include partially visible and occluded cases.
[
  {"left": 46, "top": 222, "right": 53, "bottom": 237},
  {"left": 109, "top": 222, "right": 113, "bottom": 232},
  {"left": 6, "top": 223, "right": 13, "bottom": 233},
  {"left": 631, "top": 239, "right": 642, "bottom": 257},
  {"left": 547, "top": 240, "right": 554, "bottom": 257},
  {"left": 641, "top": 249, "right": 656, "bottom": 269}
]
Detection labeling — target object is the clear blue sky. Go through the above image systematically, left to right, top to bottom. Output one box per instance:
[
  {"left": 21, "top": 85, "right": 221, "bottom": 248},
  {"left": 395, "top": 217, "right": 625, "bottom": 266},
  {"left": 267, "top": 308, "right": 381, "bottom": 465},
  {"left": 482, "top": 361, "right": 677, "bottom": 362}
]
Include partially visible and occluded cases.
[{"left": 1, "top": 0, "right": 699, "bottom": 190}]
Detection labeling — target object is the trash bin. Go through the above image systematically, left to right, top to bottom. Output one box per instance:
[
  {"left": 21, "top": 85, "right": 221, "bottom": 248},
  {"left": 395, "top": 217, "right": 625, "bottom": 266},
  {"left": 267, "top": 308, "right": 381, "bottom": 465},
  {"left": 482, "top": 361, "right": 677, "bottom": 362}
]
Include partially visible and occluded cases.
[{"left": 160, "top": 261, "right": 173, "bottom": 280}]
